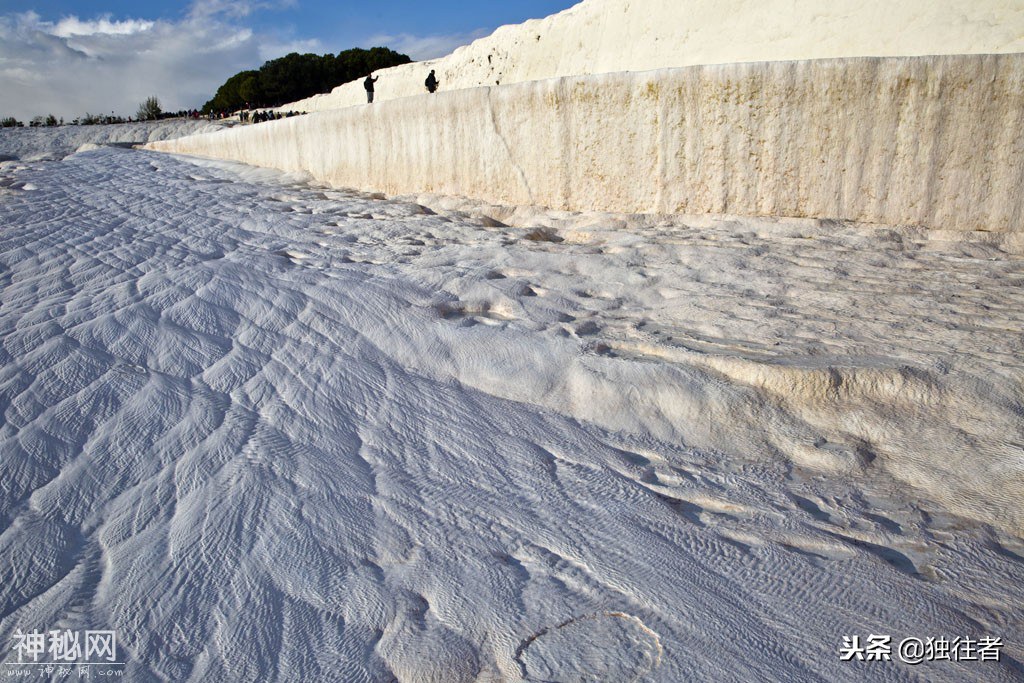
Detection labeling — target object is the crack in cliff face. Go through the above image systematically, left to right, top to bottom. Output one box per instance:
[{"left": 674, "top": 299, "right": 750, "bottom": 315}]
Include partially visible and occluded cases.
[{"left": 486, "top": 87, "right": 535, "bottom": 205}]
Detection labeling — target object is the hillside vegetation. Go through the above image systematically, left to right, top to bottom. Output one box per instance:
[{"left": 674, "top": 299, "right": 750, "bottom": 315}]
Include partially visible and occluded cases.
[{"left": 202, "top": 47, "right": 412, "bottom": 113}]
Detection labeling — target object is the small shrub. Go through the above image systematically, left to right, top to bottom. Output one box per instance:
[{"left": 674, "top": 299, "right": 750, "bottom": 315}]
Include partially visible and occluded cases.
[{"left": 137, "top": 96, "right": 162, "bottom": 121}]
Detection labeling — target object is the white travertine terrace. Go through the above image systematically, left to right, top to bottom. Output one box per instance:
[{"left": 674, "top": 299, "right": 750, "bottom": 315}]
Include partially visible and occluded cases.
[
  {"left": 147, "top": 0, "right": 1024, "bottom": 230},
  {"left": 283, "top": 0, "right": 1024, "bottom": 112}
]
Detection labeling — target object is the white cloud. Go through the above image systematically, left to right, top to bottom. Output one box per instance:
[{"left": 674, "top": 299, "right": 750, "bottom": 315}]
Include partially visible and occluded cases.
[
  {"left": 188, "top": 0, "right": 297, "bottom": 21},
  {"left": 0, "top": 6, "right": 307, "bottom": 122},
  {"left": 51, "top": 16, "right": 155, "bottom": 38},
  {"left": 362, "top": 29, "right": 490, "bottom": 61}
]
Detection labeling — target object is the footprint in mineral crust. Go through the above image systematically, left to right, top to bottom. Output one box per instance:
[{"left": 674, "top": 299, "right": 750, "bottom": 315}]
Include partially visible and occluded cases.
[{"left": 516, "top": 612, "right": 662, "bottom": 682}]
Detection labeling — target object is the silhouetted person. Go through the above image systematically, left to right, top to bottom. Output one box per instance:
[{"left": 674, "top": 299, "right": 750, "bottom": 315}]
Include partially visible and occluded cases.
[
  {"left": 425, "top": 70, "right": 439, "bottom": 94},
  {"left": 364, "top": 74, "right": 378, "bottom": 103}
]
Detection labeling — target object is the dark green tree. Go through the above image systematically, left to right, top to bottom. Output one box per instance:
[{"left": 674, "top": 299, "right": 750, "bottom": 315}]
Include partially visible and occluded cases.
[{"left": 205, "top": 70, "right": 260, "bottom": 113}]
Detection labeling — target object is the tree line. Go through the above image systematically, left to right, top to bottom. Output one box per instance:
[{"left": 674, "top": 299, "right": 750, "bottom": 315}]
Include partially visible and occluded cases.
[
  {"left": 202, "top": 47, "right": 412, "bottom": 114},
  {"left": 2, "top": 98, "right": 166, "bottom": 128},
  {"left": 2, "top": 100, "right": 192, "bottom": 128}
]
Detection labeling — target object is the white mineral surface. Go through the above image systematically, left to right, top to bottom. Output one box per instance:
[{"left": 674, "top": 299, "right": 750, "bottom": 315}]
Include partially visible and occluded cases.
[{"left": 0, "top": 134, "right": 1021, "bottom": 681}]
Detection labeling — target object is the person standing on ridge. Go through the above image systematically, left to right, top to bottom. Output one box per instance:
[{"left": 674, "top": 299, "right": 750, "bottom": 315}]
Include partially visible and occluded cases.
[
  {"left": 425, "top": 70, "right": 439, "bottom": 94},
  {"left": 364, "top": 73, "right": 378, "bottom": 103}
]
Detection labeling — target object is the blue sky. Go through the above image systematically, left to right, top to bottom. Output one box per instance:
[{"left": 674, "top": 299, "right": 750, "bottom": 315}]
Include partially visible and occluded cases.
[{"left": 0, "top": 0, "right": 578, "bottom": 121}]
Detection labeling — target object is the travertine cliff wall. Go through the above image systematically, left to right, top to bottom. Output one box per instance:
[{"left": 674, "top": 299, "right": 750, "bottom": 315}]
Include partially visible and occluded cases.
[
  {"left": 282, "top": 0, "right": 1024, "bottom": 113},
  {"left": 150, "top": 54, "right": 1023, "bottom": 231}
]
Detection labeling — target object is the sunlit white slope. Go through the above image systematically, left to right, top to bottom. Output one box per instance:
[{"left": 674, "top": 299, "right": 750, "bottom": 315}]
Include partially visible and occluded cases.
[{"left": 285, "top": 0, "right": 1024, "bottom": 112}]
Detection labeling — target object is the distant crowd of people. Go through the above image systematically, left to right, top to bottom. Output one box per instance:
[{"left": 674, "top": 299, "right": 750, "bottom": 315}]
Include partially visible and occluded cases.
[
  {"left": 6, "top": 107, "right": 314, "bottom": 129},
  {"left": 161, "top": 109, "right": 227, "bottom": 122},
  {"left": 241, "top": 110, "right": 305, "bottom": 124}
]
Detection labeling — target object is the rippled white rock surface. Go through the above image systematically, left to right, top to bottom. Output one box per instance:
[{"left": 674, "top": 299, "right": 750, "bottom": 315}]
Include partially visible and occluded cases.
[{"left": 0, "top": 145, "right": 1022, "bottom": 681}]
